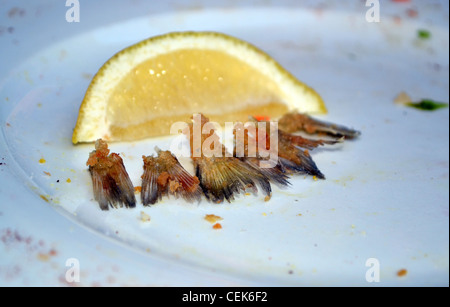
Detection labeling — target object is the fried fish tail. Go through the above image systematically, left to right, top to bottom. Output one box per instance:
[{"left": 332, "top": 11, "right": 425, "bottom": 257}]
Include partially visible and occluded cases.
[
  {"left": 278, "top": 112, "right": 361, "bottom": 139},
  {"left": 187, "top": 113, "right": 272, "bottom": 203},
  {"left": 246, "top": 117, "right": 326, "bottom": 180},
  {"left": 233, "top": 121, "right": 290, "bottom": 188},
  {"left": 280, "top": 130, "right": 342, "bottom": 150},
  {"left": 87, "top": 139, "right": 136, "bottom": 210},
  {"left": 141, "top": 148, "right": 201, "bottom": 206},
  {"left": 278, "top": 148, "right": 325, "bottom": 179},
  {"left": 157, "top": 149, "right": 202, "bottom": 203},
  {"left": 141, "top": 155, "right": 161, "bottom": 206},
  {"left": 194, "top": 156, "right": 271, "bottom": 203},
  {"left": 243, "top": 157, "right": 291, "bottom": 188}
]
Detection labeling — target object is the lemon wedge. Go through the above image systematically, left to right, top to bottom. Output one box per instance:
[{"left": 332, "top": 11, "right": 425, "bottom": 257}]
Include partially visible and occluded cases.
[{"left": 72, "top": 31, "right": 326, "bottom": 144}]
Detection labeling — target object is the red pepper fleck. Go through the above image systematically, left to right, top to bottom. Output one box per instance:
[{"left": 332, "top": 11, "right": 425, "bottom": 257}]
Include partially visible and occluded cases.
[{"left": 253, "top": 115, "right": 270, "bottom": 121}]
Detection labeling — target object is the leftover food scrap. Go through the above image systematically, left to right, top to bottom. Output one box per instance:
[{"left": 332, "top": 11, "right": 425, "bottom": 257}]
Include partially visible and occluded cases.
[{"left": 86, "top": 112, "right": 360, "bottom": 210}]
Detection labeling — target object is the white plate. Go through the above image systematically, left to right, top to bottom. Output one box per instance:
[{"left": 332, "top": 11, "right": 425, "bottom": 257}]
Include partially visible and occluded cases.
[{"left": 0, "top": 0, "right": 448, "bottom": 286}]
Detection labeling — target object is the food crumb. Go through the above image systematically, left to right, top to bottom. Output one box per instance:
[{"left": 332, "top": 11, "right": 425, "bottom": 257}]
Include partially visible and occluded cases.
[
  {"left": 8, "top": 7, "right": 26, "bottom": 18},
  {"left": 406, "top": 8, "right": 418, "bottom": 18},
  {"left": 417, "top": 29, "right": 431, "bottom": 40},
  {"left": 82, "top": 72, "right": 93, "bottom": 80},
  {"left": 394, "top": 91, "right": 412, "bottom": 105},
  {"left": 406, "top": 99, "right": 448, "bottom": 111},
  {"left": 253, "top": 115, "right": 270, "bottom": 121},
  {"left": 39, "top": 158, "right": 46, "bottom": 164},
  {"left": 43, "top": 171, "right": 51, "bottom": 176},
  {"left": 157, "top": 172, "right": 170, "bottom": 186},
  {"left": 313, "top": 176, "right": 318, "bottom": 181},
  {"left": 66, "top": 178, "right": 71, "bottom": 183},
  {"left": 169, "top": 179, "right": 180, "bottom": 193},
  {"left": 134, "top": 186, "right": 142, "bottom": 193},
  {"left": 264, "top": 194, "right": 271, "bottom": 202},
  {"left": 39, "top": 195, "right": 49, "bottom": 202},
  {"left": 140, "top": 211, "right": 151, "bottom": 222},
  {"left": 262, "top": 212, "right": 267, "bottom": 216},
  {"left": 204, "top": 214, "right": 223, "bottom": 224},
  {"left": 212, "top": 223, "right": 222, "bottom": 229},
  {"left": 37, "top": 253, "right": 50, "bottom": 262},
  {"left": 397, "top": 268, "right": 408, "bottom": 277}
]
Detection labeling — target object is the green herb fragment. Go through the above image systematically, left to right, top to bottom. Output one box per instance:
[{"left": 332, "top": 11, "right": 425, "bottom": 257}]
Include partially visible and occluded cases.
[
  {"left": 417, "top": 29, "right": 431, "bottom": 40},
  {"left": 406, "top": 99, "right": 448, "bottom": 111}
]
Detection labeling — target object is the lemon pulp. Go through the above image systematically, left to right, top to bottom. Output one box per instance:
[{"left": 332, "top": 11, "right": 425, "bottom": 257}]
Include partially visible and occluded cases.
[{"left": 108, "top": 49, "right": 289, "bottom": 140}]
